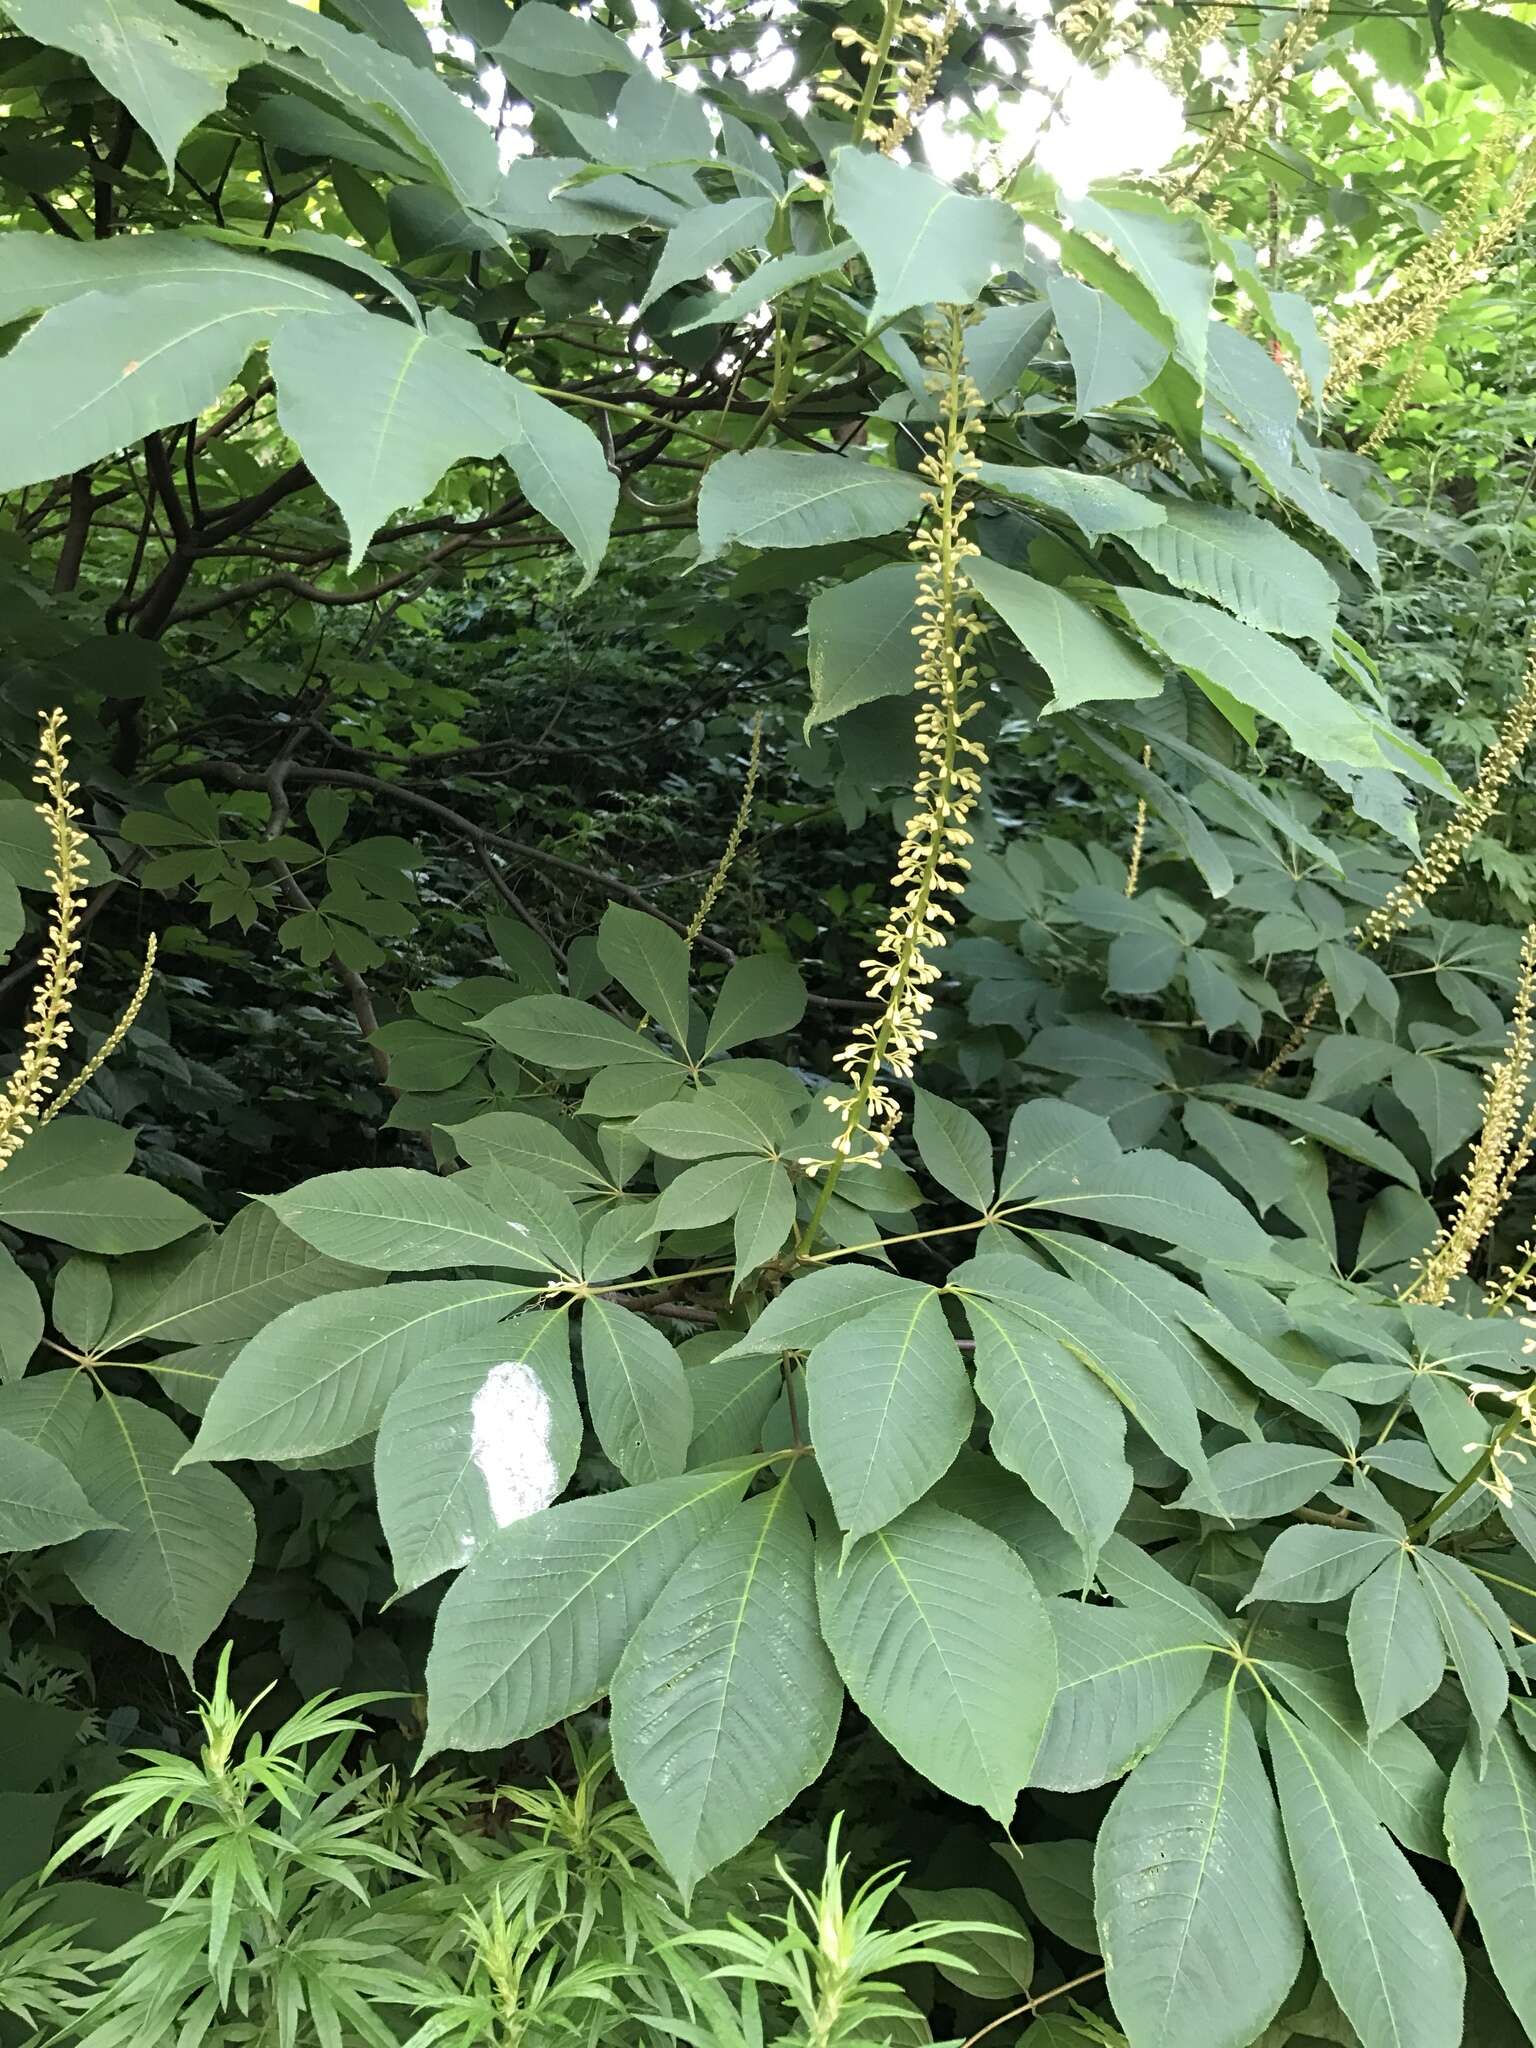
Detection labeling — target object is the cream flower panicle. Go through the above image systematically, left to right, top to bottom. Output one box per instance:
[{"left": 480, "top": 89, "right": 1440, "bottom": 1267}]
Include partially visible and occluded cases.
[{"left": 817, "top": 305, "right": 989, "bottom": 1171}]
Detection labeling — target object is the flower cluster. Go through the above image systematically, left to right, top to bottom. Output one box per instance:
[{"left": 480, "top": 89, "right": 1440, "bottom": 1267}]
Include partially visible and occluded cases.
[
  {"left": 1173, "top": 0, "right": 1329, "bottom": 204},
  {"left": 820, "top": 6, "right": 960, "bottom": 153},
  {"left": 1328, "top": 119, "right": 1536, "bottom": 406},
  {"left": 821, "top": 307, "right": 988, "bottom": 1165},
  {"left": 1356, "top": 637, "right": 1536, "bottom": 955},
  {"left": 1261, "top": 638, "right": 1536, "bottom": 1082},
  {"left": 0, "top": 710, "right": 158, "bottom": 1172},
  {"left": 0, "top": 711, "right": 87, "bottom": 1171},
  {"left": 685, "top": 713, "right": 762, "bottom": 950},
  {"left": 1402, "top": 924, "right": 1536, "bottom": 1306}
]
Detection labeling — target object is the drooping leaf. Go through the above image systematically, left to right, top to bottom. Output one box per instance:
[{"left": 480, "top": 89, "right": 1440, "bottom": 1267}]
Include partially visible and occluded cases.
[
  {"left": 3, "top": 0, "right": 255, "bottom": 179},
  {"left": 830, "top": 147, "right": 1024, "bottom": 321},
  {"left": 1064, "top": 194, "right": 1213, "bottom": 384},
  {"left": 1048, "top": 274, "right": 1169, "bottom": 415},
  {"left": 697, "top": 450, "right": 925, "bottom": 557},
  {"left": 1124, "top": 503, "right": 1339, "bottom": 643},
  {"left": 969, "top": 559, "right": 1163, "bottom": 713},
  {"left": 805, "top": 565, "right": 922, "bottom": 728},
  {"left": 261, "top": 1168, "right": 560, "bottom": 1274},
  {"left": 188, "top": 1279, "right": 531, "bottom": 1464},
  {"left": 806, "top": 1290, "right": 974, "bottom": 1540},
  {"left": 963, "top": 1294, "right": 1130, "bottom": 1568},
  {"left": 581, "top": 1297, "right": 693, "bottom": 1484},
  {"left": 375, "top": 1315, "right": 582, "bottom": 1594},
  {"left": 60, "top": 1395, "right": 254, "bottom": 1672},
  {"left": 0, "top": 1428, "right": 114, "bottom": 1553},
  {"left": 422, "top": 1465, "right": 750, "bottom": 1757},
  {"left": 611, "top": 1486, "right": 841, "bottom": 1898},
  {"left": 816, "top": 1503, "right": 1056, "bottom": 1821},
  {"left": 1347, "top": 1549, "right": 1445, "bottom": 1740},
  {"left": 1030, "top": 1599, "right": 1215, "bottom": 1792},
  {"left": 1096, "top": 1683, "right": 1303, "bottom": 2048},
  {"left": 1268, "top": 1700, "right": 1464, "bottom": 2048},
  {"left": 1445, "top": 1726, "right": 1536, "bottom": 2039}
]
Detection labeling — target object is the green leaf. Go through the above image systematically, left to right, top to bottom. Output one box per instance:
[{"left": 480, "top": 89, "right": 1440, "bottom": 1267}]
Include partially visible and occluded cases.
[
  {"left": 3, "top": 0, "right": 254, "bottom": 180},
  {"left": 204, "top": 0, "right": 504, "bottom": 211},
  {"left": 830, "top": 148, "right": 1024, "bottom": 321},
  {"left": 1065, "top": 194, "right": 1213, "bottom": 383},
  {"left": 639, "top": 195, "right": 775, "bottom": 312},
  {"left": 674, "top": 240, "right": 856, "bottom": 332},
  {"left": 0, "top": 274, "right": 332, "bottom": 492},
  {"left": 1048, "top": 274, "right": 1169, "bottom": 414},
  {"left": 270, "top": 306, "right": 522, "bottom": 569},
  {"left": 501, "top": 378, "right": 619, "bottom": 591},
  {"left": 697, "top": 450, "right": 925, "bottom": 558},
  {"left": 976, "top": 463, "right": 1166, "bottom": 543},
  {"left": 1125, "top": 503, "right": 1339, "bottom": 643},
  {"left": 968, "top": 559, "right": 1163, "bottom": 713},
  {"left": 805, "top": 564, "right": 922, "bottom": 728},
  {"left": 1121, "top": 591, "right": 1381, "bottom": 769},
  {"left": 596, "top": 905, "right": 692, "bottom": 1048},
  {"left": 703, "top": 956, "right": 808, "bottom": 1056},
  {"left": 479, "top": 994, "right": 672, "bottom": 1069},
  {"left": 1390, "top": 1054, "right": 1485, "bottom": 1171},
  {"left": 1210, "top": 1086, "right": 1420, "bottom": 1189},
  {"left": 912, "top": 1088, "right": 994, "bottom": 1211},
  {"left": 632, "top": 1091, "right": 784, "bottom": 1161},
  {"left": 999, "top": 1100, "right": 1122, "bottom": 1205},
  {"left": 447, "top": 1112, "right": 605, "bottom": 1193},
  {"left": 1003, "top": 1143, "right": 1283, "bottom": 1267},
  {"left": 656, "top": 1154, "right": 768, "bottom": 1231},
  {"left": 731, "top": 1160, "right": 795, "bottom": 1286},
  {"left": 261, "top": 1167, "right": 559, "bottom": 1273},
  {"left": 0, "top": 1172, "right": 205, "bottom": 1254},
  {"left": 103, "top": 1200, "right": 368, "bottom": 1349},
  {"left": 0, "top": 1247, "right": 42, "bottom": 1385},
  {"left": 714, "top": 1266, "right": 933, "bottom": 1361},
  {"left": 188, "top": 1279, "right": 530, "bottom": 1464},
  {"left": 807, "top": 1291, "right": 973, "bottom": 1540},
  {"left": 963, "top": 1295, "right": 1130, "bottom": 1568},
  {"left": 581, "top": 1297, "right": 692, "bottom": 1484},
  {"left": 375, "top": 1315, "right": 582, "bottom": 1594},
  {"left": 0, "top": 1372, "right": 93, "bottom": 1462},
  {"left": 60, "top": 1394, "right": 253, "bottom": 1671},
  {"left": 0, "top": 1428, "right": 113, "bottom": 1552},
  {"left": 1178, "top": 1441, "right": 1342, "bottom": 1521},
  {"left": 422, "top": 1466, "right": 750, "bottom": 1757},
  {"left": 611, "top": 1486, "right": 841, "bottom": 1898},
  {"left": 815, "top": 1502, "right": 1056, "bottom": 1820},
  {"left": 1245, "top": 1526, "right": 1398, "bottom": 1607},
  {"left": 1347, "top": 1549, "right": 1445, "bottom": 1739},
  {"left": 1413, "top": 1549, "right": 1508, "bottom": 1753},
  {"left": 1031, "top": 1597, "right": 1215, "bottom": 1793},
  {"left": 1261, "top": 1653, "right": 1447, "bottom": 1858},
  {"left": 1096, "top": 1683, "right": 1303, "bottom": 2048},
  {"left": 1268, "top": 1699, "right": 1464, "bottom": 2048},
  {"left": 1445, "top": 1726, "right": 1536, "bottom": 2039},
  {"left": 1001, "top": 1839, "right": 1099, "bottom": 1953},
  {"left": 902, "top": 1886, "right": 1035, "bottom": 1999}
]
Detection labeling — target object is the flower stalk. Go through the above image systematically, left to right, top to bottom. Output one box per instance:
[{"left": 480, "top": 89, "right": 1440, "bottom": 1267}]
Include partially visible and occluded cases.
[{"left": 802, "top": 307, "right": 987, "bottom": 1241}]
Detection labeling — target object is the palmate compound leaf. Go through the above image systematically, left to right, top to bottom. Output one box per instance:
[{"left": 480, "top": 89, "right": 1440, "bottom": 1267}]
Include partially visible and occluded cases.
[
  {"left": 187, "top": 1279, "right": 533, "bottom": 1464},
  {"left": 805, "top": 1290, "right": 974, "bottom": 1540},
  {"left": 375, "top": 1315, "right": 583, "bottom": 1595},
  {"left": 59, "top": 1395, "right": 254, "bottom": 1673},
  {"left": 422, "top": 1465, "right": 752, "bottom": 1758},
  {"left": 610, "top": 1484, "right": 841, "bottom": 1899},
  {"left": 815, "top": 1501, "right": 1056, "bottom": 1822},
  {"left": 1029, "top": 1598, "right": 1215, "bottom": 1793},
  {"left": 1095, "top": 1682, "right": 1304, "bottom": 2048},
  {"left": 1268, "top": 1699, "right": 1465, "bottom": 2048},
  {"left": 1445, "top": 1724, "right": 1536, "bottom": 2038}
]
